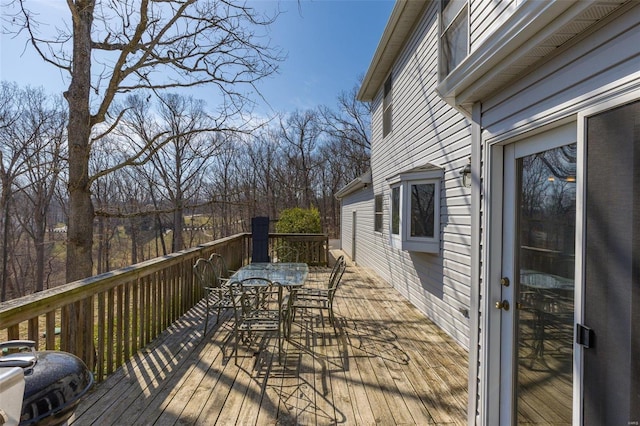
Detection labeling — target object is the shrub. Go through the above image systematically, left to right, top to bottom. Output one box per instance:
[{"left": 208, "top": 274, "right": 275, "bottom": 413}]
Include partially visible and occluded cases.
[{"left": 275, "top": 207, "right": 322, "bottom": 233}]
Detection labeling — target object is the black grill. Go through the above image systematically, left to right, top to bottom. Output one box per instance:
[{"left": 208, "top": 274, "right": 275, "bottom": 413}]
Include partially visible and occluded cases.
[{"left": 0, "top": 341, "right": 93, "bottom": 426}]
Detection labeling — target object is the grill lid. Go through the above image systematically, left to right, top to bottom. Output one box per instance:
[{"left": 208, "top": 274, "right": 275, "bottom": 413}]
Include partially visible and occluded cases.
[{"left": 0, "top": 341, "right": 93, "bottom": 426}]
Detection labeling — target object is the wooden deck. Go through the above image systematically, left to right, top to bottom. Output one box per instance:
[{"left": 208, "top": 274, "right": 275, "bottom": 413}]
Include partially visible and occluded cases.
[{"left": 70, "top": 260, "right": 468, "bottom": 425}]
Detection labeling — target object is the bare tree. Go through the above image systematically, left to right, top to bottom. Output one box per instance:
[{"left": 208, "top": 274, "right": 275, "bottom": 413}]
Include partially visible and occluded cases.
[
  {"left": 7, "top": 0, "right": 281, "bottom": 361},
  {"left": 7, "top": 0, "right": 281, "bottom": 281},
  {"left": 0, "top": 82, "right": 24, "bottom": 301},
  {"left": 319, "top": 82, "right": 371, "bottom": 179},
  {"left": 320, "top": 82, "right": 371, "bottom": 151},
  {"left": 0, "top": 85, "right": 66, "bottom": 299},
  {"left": 14, "top": 88, "right": 67, "bottom": 293},
  {"left": 147, "top": 94, "right": 221, "bottom": 252},
  {"left": 278, "top": 110, "right": 322, "bottom": 209},
  {"left": 246, "top": 129, "right": 281, "bottom": 220},
  {"left": 207, "top": 134, "right": 245, "bottom": 237},
  {"left": 91, "top": 139, "right": 125, "bottom": 273}
]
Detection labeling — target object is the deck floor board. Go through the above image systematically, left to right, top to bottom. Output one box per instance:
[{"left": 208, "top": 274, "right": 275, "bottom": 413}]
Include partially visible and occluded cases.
[{"left": 71, "top": 262, "right": 468, "bottom": 425}]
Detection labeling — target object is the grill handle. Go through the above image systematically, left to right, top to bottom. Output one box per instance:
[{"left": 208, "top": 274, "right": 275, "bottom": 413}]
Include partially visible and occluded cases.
[{"left": 0, "top": 340, "right": 37, "bottom": 371}]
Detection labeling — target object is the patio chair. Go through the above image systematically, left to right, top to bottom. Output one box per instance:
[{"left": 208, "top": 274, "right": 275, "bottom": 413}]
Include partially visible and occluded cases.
[
  {"left": 270, "top": 244, "right": 300, "bottom": 263},
  {"left": 209, "top": 253, "right": 236, "bottom": 284},
  {"left": 287, "top": 255, "right": 347, "bottom": 332},
  {"left": 193, "top": 257, "right": 233, "bottom": 336},
  {"left": 229, "top": 277, "right": 288, "bottom": 364}
]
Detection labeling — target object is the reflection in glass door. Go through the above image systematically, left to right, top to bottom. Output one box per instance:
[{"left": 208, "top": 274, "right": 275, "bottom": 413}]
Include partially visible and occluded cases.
[{"left": 515, "top": 144, "right": 576, "bottom": 424}]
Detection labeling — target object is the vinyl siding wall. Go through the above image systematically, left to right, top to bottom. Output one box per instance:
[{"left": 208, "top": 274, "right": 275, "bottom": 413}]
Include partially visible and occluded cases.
[
  {"left": 469, "top": 0, "right": 517, "bottom": 53},
  {"left": 350, "top": 1, "right": 473, "bottom": 348},
  {"left": 473, "top": 2, "right": 640, "bottom": 422},
  {"left": 339, "top": 186, "right": 374, "bottom": 263}
]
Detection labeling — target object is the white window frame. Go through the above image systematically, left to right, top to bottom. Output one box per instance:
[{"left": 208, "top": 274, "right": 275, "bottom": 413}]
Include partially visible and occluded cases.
[
  {"left": 439, "top": 0, "right": 469, "bottom": 80},
  {"left": 383, "top": 74, "right": 393, "bottom": 137},
  {"left": 388, "top": 165, "right": 443, "bottom": 253},
  {"left": 390, "top": 185, "right": 402, "bottom": 245},
  {"left": 374, "top": 193, "right": 384, "bottom": 233}
]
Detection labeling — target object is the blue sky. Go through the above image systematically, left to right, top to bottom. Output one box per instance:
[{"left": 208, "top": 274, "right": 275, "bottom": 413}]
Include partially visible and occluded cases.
[{"left": 1, "top": 0, "right": 394, "bottom": 115}]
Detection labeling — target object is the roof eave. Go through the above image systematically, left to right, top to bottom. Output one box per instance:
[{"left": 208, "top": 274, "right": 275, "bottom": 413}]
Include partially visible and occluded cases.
[
  {"left": 357, "top": 0, "right": 430, "bottom": 102},
  {"left": 437, "top": 0, "right": 625, "bottom": 109},
  {"left": 335, "top": 170, "right": 372, "bottom": 200}
]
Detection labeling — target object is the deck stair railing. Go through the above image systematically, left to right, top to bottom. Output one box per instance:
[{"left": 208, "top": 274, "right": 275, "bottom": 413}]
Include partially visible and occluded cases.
[{"left": 0, "top": 233, "right": 328, "bottom": 382}]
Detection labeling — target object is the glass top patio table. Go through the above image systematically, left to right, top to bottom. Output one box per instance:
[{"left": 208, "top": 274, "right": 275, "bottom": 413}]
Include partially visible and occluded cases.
[{"left": 229, "top": 263, "right": 309, "bottom": 287}]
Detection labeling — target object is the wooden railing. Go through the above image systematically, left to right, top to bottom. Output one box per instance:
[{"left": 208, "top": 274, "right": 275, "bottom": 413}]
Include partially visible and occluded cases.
[
  {"left": 0, "top": 233, "right": 328, "bottom": 382},
  {"left": 268, "top": 233, "right": 329, "bottom": 266}
]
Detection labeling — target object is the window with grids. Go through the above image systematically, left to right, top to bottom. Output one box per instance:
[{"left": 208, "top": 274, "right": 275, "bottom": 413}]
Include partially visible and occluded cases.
[
  {"left": 440, "top": 0, "right": 468, "bottom": 79},
  {"left": 383, "top": 74, "right": 392, "bottom": 137},
  {"left": 374, "top": 194, "right": 383, "bottom": 233}
]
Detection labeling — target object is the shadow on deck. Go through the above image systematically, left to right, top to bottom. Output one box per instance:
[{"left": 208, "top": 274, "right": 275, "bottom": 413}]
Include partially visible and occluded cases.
[{"left": 70, "top": 261, "right": 468, "bottom": 425}]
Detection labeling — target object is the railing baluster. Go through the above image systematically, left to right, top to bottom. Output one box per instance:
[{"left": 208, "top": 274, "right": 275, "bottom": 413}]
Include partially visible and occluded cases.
[
  {"left": 151, "top": 273, "right": 158, "bottom": 339},
  {"left": 145, "top": 274, "right": 151, "bottom": 346},
  {"left": 132, "top": 280, "right": 139, "bottom": 355},
  {"left": 124, "top": 281, "right": 131, "bottom": 362},
  {"left": 116, "top": 284, "right": 124, "bottom": 369},
  {"left": 107, "top": 288, "right": 115, "bottom": 375},
  {"left": 97, "top": 292, "right": 106, "bottom": 382},
  {"left": 45, "top": 311, "right": 56, "bottom": 350},
  {"left": 28, "top": 318, "right": 39, "bottom": 349},
  {"left": 7, "top": 325, "right": 19, "bottom": 341}
]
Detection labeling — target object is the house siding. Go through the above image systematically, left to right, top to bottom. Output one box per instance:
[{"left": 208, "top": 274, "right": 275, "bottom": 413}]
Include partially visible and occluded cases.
[
  {"left": 349, "top": 0, "right": 640, "bottom": 423},
  {"left": 469, "top": 0, "right": 517, "bottom": 53},
  {"left": 348, "top": 1, "right": 473, "bottom": 348},
  {"left": 474, "top": 3, "right": 640, "bottom": 423},
  {"left": 481, "top": 4, "right": 640, "bottom": 139},
  {"left": 339, "top": 186, "right": 374, "bottom": 263}
]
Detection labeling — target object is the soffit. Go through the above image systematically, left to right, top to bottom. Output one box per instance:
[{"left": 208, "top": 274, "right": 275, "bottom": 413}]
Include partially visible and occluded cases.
[
  {"left": 358, "top": 0, "right": 628, "bottom": 108},
  {"left": 438, "top": 0, "right": 629, "bottom": 113}
]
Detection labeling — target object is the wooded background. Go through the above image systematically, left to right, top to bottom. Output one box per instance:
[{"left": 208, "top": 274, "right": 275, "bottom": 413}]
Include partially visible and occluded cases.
[{"left": 0, "top": 81, "right": 370, "bottom": 301}]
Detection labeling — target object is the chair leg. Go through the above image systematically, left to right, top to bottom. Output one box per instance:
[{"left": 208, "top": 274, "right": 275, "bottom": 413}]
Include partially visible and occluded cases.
[
  {"left": 203, "top": 297, "right": 210, "bottom": 339},
  {"left": 288, "top": 307, "right": 298, "bottom": 337},
  {"left": 233, "top": 328, "right": 241, "bottom": 365},
  {"left": 277, "top": 328, "right": 283, "bottom": 364}
]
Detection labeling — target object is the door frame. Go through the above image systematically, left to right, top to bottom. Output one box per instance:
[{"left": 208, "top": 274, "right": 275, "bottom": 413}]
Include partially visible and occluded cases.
[{"left": 483, "top": 121, "right": 580, "bottom": 425}]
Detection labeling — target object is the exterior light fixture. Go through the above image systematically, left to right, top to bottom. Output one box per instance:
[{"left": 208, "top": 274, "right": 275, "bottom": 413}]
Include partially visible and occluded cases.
[{"left": 460, "top": 158, "right": 472, "bottom": 188}]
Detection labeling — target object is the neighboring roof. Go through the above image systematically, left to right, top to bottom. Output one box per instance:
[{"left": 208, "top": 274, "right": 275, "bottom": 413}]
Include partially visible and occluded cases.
[
  {"left": 357, "top": 0, "right": 429, "bottom": 102},
  {"left": 335, "top": 169, "right": 372, "bottom": 200}
]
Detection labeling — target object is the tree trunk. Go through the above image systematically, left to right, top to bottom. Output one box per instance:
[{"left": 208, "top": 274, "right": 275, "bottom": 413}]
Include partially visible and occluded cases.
[
  {"left": 62, "top": 0, "right": 96, "bottom": 368},
  {"left": 66, "top": 3, "right": 95, "bottom": 283},
  {"left": 0, "top": 184, "right": 10, "bottom": 302},
  {"left": 172, "top": 204, "right": 184, "bottom": 252},
  {"left": 34, "top": 207, "right": 46, "bottom": 293},
  {"left": 96, "top": 215, "right": 104, "bottom": 274},
  {"left": 130, "top": 218, "right": 138, "bottom": 264}
]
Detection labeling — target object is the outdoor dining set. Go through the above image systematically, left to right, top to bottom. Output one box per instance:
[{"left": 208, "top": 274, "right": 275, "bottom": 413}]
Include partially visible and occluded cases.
[{"left": 192, "top": 247, "right": 347, "bottom": 364}]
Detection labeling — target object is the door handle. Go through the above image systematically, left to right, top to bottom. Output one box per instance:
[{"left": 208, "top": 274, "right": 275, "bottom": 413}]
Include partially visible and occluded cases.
[{"left": 495, "top": 300, "right": 510, "bottom": 311}]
